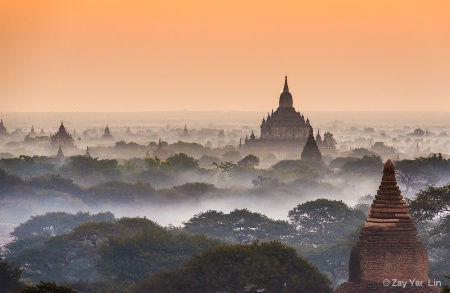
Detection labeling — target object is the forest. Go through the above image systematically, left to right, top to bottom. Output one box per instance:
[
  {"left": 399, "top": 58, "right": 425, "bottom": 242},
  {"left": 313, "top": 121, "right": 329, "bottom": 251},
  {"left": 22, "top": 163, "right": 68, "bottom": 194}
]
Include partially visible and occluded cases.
[
  {"left": 1, "top": 117, "right": 450, "bottom": 292},
  {"left": 1, "top": 151, "right": 450, "bottom": 291}
]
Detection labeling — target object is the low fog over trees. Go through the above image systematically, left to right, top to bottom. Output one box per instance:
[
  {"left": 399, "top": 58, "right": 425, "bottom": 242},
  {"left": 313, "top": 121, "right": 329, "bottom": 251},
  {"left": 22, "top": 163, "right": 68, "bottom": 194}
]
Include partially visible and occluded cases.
[{"left": 1, "top": 114, "right": 450, "bottom": 291}]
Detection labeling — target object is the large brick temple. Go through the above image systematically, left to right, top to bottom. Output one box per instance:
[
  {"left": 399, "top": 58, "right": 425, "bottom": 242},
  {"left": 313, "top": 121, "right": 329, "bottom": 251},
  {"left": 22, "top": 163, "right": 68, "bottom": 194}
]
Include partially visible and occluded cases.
[
  {"left": 243, "top": 76, "right": 315, "bottom": 153},
  {"left": 335, "top": 160, "right": 440, "bottom": 292}
]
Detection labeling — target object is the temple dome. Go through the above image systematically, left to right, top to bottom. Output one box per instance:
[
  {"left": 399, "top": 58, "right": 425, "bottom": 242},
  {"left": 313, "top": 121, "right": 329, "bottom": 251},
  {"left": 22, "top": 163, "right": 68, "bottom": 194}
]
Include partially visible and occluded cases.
[{"left": 279, "top": 76, "right": 293, "bottom": 108}]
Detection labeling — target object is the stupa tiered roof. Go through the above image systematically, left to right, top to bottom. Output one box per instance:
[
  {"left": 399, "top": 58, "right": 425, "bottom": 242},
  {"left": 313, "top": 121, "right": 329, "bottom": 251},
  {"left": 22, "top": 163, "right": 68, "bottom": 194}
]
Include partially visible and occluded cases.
[
  {"left": 359, "top": 159, "right": 419, "bottom": 244},
  {"left": 336, "top": 160, "right": 439, "bottom": 292}
]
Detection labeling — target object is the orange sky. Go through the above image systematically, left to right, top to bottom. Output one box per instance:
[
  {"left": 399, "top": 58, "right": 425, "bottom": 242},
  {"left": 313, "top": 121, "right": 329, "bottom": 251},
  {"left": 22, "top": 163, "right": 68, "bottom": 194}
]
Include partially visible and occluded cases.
[{"left": 1, "top": 0, "right": 450, "bottom": 112}]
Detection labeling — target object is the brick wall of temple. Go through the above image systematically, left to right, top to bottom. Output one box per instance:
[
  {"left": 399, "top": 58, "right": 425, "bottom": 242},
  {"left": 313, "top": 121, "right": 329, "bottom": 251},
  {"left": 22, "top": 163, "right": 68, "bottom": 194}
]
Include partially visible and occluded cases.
[{"left": 349, "top": 242, "right": 429, "bottom": 283}]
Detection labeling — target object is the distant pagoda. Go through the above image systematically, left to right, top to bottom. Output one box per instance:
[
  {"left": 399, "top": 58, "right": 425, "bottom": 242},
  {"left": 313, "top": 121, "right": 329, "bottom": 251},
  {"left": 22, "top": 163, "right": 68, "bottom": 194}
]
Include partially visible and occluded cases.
[
  {"left": 0, "top": 119, "right": 8, "bottom": 136},
  {"left": 50, "top": 122, "right": 75, "bottom": 147},
  {"left": 182, "top": 124, "right": 189, "bottom": 137},
  {"left": 29, "top": 125, "right": 36, "bottom": 137},
  {"left": 101, "top": 125, "right": 114, "bottom": 140},
  {"left": 301, "top": 126, "right": 324, "bottom": 165},
  {"left": 126, "top": 127, "right": 133, "bottom": 136},
  {"left": 316, "top": 130, "right": 323, "bottom": 146},
  {"left": 153, "top": 138, "right": 168, "bottom": 160},
  {"left": 56, "top": 145, "right": 65, "bottom": 158},
  {"left": 85, "top": 146, "right": 91, "bottom": 158},
  {"left": 335, "top": 160, "right": 438, "bottom": 292}
]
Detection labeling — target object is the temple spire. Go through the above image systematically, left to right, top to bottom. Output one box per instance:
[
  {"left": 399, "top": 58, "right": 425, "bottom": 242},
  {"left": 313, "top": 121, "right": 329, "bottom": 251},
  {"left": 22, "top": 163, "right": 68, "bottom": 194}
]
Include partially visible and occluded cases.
[
  {"left": 283, "top": 75, "right": 289, "bottom": 92},
  {"left": 85, "top": 146, "right": 91, "bottom": 157}
]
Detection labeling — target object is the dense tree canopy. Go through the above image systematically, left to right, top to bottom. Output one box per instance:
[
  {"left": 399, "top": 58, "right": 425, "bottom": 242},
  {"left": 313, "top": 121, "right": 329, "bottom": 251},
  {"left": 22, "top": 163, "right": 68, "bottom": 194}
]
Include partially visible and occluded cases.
[
  {"left": 169, "top": 141, "right": 206, "bottom": 157},
  {"left": 347, "top": 148, "right": 378, "bottom": 159},
  {"left": 165, "top": 153, "right": 199, "bottom": 171},
  {"left": 237, "top": 154, "right": 260, "bottom": 168},
  {"left": 340, "top": 155, "right": 383, "bottom": 176},
  {"left": 0, "top": 156, "right": 56, "bottom": 178},
  {"left": 60, "top": 156, "right": 118, "bottom": 177},
  {"left": 144, "top": 156, "right": 172, "bottom": 171},
  {"left": 329, "top": 157, "right": 358, "bottom": 169},
  {"left": 395, "top": 159, "right": 440, "bottom": 193},
  {"left": 271, "top": 160, "right": 319, "bottom": 182},
  {"left": 0, "top": 168, "right": 25, "bottom": 197},
  {"left": 26, "top": 174, "right": 82, "bottom": 196},
  {"left": 252, "top": 175, "right": 281, "bottom": 188},
  {"left": 85, "top": 181, "right": 155, "bottom": 204},
  {"left": 173, "top": 182, "right": 217, "bottom": 198},
  {"left": 408, "top": 183, "right": 450, "bottom": 283},
  {"left": 409, "top": 183, "right": 450, "bottom": 222},
  {"left": 288, "top": 199, "right": 365, "bottom": 246},
  {"left": 183, "top": 209, "right": 295, "bottom": 243},
  {"left": 10, "top": 211, "right": 115, "bottom": 239},
  {"left": 3, "top": 216, "right": 221, "bottom": 285},
  {"left": 98, "top": 228, "right": 220, "bottom": 283},
  {"left": 299, "top": 228, "right": 360, "bottom": 287},
  {"left": 137, "top": 241, "right": 332, "bottom": 293},
  {"left": 0, "top": 259, "right": 25, "bottom": 293}
]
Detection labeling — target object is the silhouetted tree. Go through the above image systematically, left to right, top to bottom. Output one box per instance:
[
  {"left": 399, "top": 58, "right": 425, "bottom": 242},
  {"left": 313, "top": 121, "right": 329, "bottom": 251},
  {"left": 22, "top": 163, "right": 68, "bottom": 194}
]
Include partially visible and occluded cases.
[
  {"left": 413, "top": 128, "right": 425, "bottom": 136},
  {"left": 323, "top": 132, "right": 337, "bottom": 150},
  {"left": 165, "top": 153, "right": 198, "bottom": 171},
  {"left": 237, "top": 154, "right": 260, "bottom": 168},
  {"left": 341, "top": 155, "right": 383, "bottom": 176},
  {"left": 0, "top": 156, "right": 56, "bottom": 178},
  {"left": 60, "top": 156, "right": 119, "bottom": 179},
  {"left": 395, "top": 159, "right": 439, "bottom": 193},
  {"left": 212, "top": 161, "right": 237, "bottom": 179},
  {"left": 252, "top": 175, "right": 281, "bottom": 188},
  {"left": 85, "top": 181, "right": 155, "bottom": 204},
  {"left": 173, "top": 182, "right": 217, "bottom": 198},
  {"left": 409, "top": 183, "right": 450, "bottom": 222},
  {"left": 408, "top": 184, "right": 450, "bottom": 283},
  {"left": 354, "top": 194, "right": 375, "bottom": 215},
  {"left": 288, "top": 199, "right": 365, "bottom": 246},
  {"left": 183, "top": 209, "right": 295, "bottom": 243},
  {"left": 10, "top": 211, "right": 115, "bottom": 240},
  {"left": 137, "top": 241, "right": 333, "bottom": 293},
  {"left": 0, "top": 259, "right": 25, "bottom": 293}
]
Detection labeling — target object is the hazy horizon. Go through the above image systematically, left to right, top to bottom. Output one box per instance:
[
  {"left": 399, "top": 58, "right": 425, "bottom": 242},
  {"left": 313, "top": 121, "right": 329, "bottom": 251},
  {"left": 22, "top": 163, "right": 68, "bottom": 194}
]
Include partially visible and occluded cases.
[{"left": 1, "top": 110, "right": 449, "bottom": 129}]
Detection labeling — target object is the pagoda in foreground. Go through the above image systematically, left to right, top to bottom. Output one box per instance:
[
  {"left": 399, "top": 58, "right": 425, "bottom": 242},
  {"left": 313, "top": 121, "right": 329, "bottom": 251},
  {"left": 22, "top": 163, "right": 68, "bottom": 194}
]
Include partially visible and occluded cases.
[{"left": 335, "top": 160, "right": 439, "bottom": 292}]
